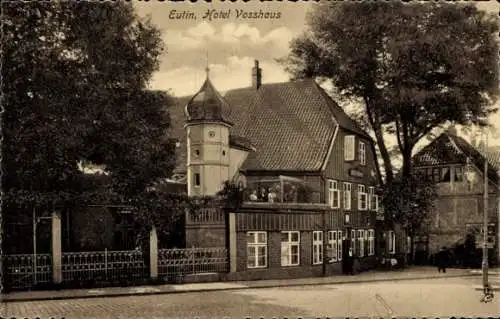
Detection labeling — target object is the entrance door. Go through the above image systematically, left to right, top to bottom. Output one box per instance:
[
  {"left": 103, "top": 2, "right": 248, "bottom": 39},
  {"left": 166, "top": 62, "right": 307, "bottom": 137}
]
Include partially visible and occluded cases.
[{"left": 341, "top": 238, "right": 351, "bottom": 274}]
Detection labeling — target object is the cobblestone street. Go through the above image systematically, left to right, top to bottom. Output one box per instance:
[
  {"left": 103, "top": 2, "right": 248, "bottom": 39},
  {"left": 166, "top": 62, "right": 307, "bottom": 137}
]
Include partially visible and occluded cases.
[{"left": 2, "top": 276, "right": 499, "bottom": 318}]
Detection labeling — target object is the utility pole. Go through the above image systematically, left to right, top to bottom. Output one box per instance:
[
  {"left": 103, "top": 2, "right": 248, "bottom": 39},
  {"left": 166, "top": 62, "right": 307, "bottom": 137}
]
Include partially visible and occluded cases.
[
  {"left": 482, "top": 126, "right": 489, "bottom": 292},
  {"left": 498, "top": 168, "right": 500, "bottom": 266},
  {"left": 33, "top": 207, "right": 37, "bottom": 285},
  {"left": 322, "top": 208, "right": 327, "bottom": 277}
]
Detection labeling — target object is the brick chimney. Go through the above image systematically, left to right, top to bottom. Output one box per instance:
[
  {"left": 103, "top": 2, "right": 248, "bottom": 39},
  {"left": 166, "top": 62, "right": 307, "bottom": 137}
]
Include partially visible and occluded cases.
[{"left": 252, "top": 60, "right": 262, "bottom": 89}]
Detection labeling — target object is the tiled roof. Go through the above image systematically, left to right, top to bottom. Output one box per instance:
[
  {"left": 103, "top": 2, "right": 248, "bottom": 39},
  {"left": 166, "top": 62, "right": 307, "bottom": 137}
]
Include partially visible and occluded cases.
[
  {"left": 167, "top": 78, "right": 372, "bottom": 173},
  {"left": 225, "top": 79, "right": 336, "bottom": 171},
  {"left": 313, "top": 83, "right": 370, "bottom": 139},
  {"left": 413, "top": 130, "right": 500, "bottom": 184},
  {"left": 412, "top": 133, "right": 465, "bottom": 166},
  {"left": 448, "top": 133, "right": 499, "bottom": 184},
  {"left": 229, "top": 135, "right": 255, "bottom": 152},
  {"left": 480, "top": 147, "right": 500, "bottom": 171}
]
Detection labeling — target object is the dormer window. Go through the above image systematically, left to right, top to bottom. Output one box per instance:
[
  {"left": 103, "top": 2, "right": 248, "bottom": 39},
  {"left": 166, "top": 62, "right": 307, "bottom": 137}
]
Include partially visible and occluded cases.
[{"left": 344, "top": 135, "right": 355, "bottom": 161}]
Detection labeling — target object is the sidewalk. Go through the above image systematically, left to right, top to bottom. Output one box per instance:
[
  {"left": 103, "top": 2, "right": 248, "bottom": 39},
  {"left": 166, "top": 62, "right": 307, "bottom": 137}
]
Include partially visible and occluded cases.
[{"left": 0, "top": 266, "right": 490, "bottom": 303}]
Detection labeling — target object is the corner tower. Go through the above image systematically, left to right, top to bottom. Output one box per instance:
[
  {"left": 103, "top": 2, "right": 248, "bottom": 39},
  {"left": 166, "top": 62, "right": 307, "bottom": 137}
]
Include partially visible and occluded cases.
[{"left": 184, "top": 69, "right": 232, "bottom": 196}]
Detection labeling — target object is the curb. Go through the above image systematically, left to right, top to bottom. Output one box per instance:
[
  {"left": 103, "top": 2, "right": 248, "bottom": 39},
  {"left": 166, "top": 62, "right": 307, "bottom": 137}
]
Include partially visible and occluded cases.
[
  {"left": 1, "top": 273, "right": 478, "bottom": 303},
  {"left": 474, "top": 287, "right": 500, "bottom": 292}
]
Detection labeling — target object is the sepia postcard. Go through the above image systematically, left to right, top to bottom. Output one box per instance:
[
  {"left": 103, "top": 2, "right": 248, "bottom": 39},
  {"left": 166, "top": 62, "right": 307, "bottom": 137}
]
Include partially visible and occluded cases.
[{"left": 1, "top": 0, "right": 500, "bottom": 318}]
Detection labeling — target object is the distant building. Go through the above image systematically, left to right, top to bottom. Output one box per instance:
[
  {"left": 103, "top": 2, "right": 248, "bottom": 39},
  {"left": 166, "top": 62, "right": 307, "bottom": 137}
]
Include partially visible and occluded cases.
[
  {"left": 170, "top": 60, "right": 385, "bottom": 278},
  {"left": 412, "top": 127, "right": 499, "bottom": 265}
]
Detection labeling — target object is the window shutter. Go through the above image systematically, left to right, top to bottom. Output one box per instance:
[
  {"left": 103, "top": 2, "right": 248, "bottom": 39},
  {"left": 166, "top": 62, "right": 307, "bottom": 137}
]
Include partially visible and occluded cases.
[{"left": 344, "top": 135, "right": 355, "bottom": 161}]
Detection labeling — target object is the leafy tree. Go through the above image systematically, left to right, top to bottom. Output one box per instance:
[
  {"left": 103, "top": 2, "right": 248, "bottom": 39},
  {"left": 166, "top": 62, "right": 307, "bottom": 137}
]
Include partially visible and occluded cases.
[
  {"left": 280, "top": 1, "right": 499, "bottom": 183},
  {"left": 2, "top": 2, "right": 176, "bottom": 252},
  {"left": 279, "top": 2, "right": 499, "bottom": 256},
  {"left": 381, "top": 172, "right": 437, "bottom": 247},
  {"left": 217, "top": 181, "right": 245, "bottom": 209},
  {"left": 130, "top": 190, "right": 219, "bottom": 250}
]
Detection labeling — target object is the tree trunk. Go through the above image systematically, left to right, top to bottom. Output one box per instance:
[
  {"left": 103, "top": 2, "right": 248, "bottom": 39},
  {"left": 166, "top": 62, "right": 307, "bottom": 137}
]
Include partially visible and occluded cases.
[
  {"left": 364, "top": 97, "right": 393, "bottom": 185},
  {"left": 374, "top": 127, "right": 394, "bottom": 185},
  {"left": 401, "top": 147, "right": 413, "bottom": 179},
  {"left": 411, "top": 235, "right": 416, "bottom": 265}
]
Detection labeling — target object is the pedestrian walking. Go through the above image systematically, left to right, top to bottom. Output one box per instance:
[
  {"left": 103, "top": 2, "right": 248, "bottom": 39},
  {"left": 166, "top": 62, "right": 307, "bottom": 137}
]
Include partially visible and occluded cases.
[
  {"left": 436, "top": 246, "right": 450, "bottom": 273},
  {"left": 348, "top": 247, "right": 354, "bottom": 275}
]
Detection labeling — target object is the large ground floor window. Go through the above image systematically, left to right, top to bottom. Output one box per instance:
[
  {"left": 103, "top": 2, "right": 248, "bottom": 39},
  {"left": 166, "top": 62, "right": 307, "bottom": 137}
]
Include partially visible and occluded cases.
[
  {"left": 368, "top": 229, "right": 375, "bottom": 256},
  {"left": 327, "top": 230, "right": 342, "bottom": 262},
  {"left": 388, "top": 230, "right": 396, "bottom": 254},
  {"left": 247, "top": 231, "right": 267, "bottom": 269},
  {"left": 281, "top": 231, "right": 300, "bottom": 266},
  {"left": 312, "top": 231, "right": 323, "bottom": 265}
]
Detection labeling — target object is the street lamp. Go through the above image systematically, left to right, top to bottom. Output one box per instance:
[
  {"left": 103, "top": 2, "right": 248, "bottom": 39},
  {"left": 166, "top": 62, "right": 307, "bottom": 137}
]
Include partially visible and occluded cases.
[
  {"left": 465, "top": 115, "right": 491, "bottom": 299},
  {"left": 471, "top": 116, "right": 491, "bottom": 297},
  {"left": 480, "top": 122, "right": 490, "bottom": 295}
]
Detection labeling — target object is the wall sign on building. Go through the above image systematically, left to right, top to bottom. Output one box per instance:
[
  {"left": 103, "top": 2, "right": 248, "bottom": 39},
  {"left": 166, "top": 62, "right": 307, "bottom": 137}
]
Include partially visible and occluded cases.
[{"left": 349, "top": 169, "right": 364, "bottom": 178}]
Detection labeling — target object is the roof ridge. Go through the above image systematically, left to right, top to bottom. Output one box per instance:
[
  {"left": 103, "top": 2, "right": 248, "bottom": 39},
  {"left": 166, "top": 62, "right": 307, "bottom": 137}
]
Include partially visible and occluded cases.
[
  {"left": 311, "top": 80, "right": 371, "bottom": 139},
  {"left": 445, "top": 133, "right": 465, "bottom": 155},
  {"left": 445, "top": 133, "right": 500, "bottom": 180}
]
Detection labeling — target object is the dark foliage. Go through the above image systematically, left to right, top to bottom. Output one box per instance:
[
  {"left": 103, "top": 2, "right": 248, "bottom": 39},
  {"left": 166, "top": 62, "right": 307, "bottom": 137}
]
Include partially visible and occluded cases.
[
  {"left": 280, "top": 1, "right": 499, "bottom": 183},
  {"left": 2, "top": 2, "right": 178, "bottom": 252}
]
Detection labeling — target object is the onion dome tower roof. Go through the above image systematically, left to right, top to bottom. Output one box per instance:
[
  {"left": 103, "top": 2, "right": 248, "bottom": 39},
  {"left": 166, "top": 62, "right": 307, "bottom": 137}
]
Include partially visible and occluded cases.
[{"left": 185, "top": 68, "right": 232, "bottom": 126}]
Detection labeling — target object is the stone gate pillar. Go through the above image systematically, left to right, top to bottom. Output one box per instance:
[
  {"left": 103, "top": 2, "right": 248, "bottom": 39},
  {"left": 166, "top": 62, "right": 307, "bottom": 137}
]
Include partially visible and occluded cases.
[
  {"left": 52, "top": 211, "right": 62, "bottom": 284},
  {"left": 228, "top": 212, "right": 237, "bottom": 272},
  {"left": 150, "top": 226, "right": 158, "bottom": 280}
]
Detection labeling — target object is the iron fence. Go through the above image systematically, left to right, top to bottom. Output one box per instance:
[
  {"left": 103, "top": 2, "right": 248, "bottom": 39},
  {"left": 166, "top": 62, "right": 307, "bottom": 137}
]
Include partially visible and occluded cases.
[
  {"left": 158, "top": 247, "right": 228, "bottom": 281},
  {"left": 3, "top": 248, "right": 229, "bottom": 290},
  {"left": 61, "top": 249, "right": 148, "bottom": 286},
  {"left": 2, "top": 253, "right": 52, "bottom": 290}
]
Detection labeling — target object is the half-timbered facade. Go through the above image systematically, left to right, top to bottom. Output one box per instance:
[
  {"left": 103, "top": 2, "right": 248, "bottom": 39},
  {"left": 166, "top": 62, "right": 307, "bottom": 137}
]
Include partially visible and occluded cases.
[{"left": 412, "top": 128, "right": 499, "bottom": 266}]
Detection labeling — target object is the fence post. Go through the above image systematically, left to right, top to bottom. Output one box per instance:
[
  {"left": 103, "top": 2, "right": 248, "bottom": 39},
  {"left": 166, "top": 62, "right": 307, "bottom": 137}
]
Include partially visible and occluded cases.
[
  {"left": 33, "top": 207, "right": 38, "bottom": 285},
  {"left": 51, "top": 211, "right": 62, "bottom": 284},
  {"left": 228, "top": 212, "right": 237, "bottom": 272},
  {"left": 150, "top": 226, "right": 158, "bottom": 280},
  {"left": 105, "top": 248, "right": 108, "bottom": 280},
  {"left": 192, "top": 248, "right": 195, "bottom": 274}
]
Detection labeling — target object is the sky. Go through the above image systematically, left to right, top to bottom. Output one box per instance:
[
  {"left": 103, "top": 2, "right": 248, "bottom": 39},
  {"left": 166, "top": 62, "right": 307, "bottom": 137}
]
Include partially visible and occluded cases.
[
  {"left": 134, "top": 1, "right": 500, "bottom": 149},
  {"left": 134, "top": 1, "right": 315, "bottom": 96}
]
